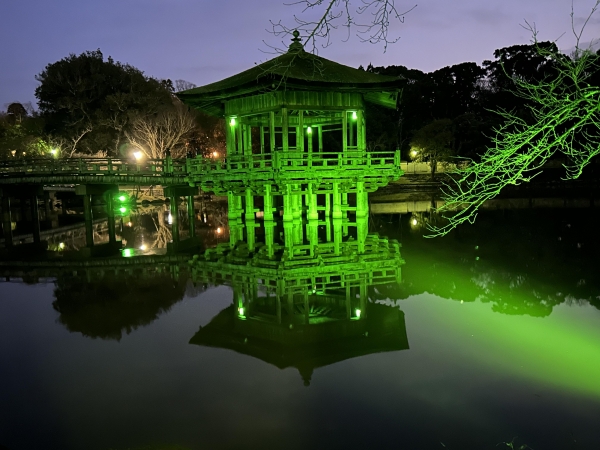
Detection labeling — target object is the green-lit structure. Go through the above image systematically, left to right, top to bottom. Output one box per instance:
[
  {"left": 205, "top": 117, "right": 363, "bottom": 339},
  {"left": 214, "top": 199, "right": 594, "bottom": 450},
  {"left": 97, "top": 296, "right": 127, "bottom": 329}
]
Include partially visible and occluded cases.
[{"left": 178, "top": 31, "right": 403, "bottom": 228}]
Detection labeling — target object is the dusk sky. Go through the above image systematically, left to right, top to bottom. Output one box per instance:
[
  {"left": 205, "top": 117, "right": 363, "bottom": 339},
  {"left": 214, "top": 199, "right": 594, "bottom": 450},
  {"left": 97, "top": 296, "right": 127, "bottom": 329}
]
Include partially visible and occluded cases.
[{"left": 2, "top": 0, "right": 600, "bottom": 109}]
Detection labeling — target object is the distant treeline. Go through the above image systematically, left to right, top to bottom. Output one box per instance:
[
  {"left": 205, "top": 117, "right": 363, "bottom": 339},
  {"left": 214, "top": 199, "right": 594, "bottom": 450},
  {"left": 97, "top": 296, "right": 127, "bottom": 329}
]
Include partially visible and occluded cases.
[
  {"left": 363, "top": 41, "right": 600, "bottom": 163},
  {"left": 2, "top": 42, "right": 598, "bottom": 163}
]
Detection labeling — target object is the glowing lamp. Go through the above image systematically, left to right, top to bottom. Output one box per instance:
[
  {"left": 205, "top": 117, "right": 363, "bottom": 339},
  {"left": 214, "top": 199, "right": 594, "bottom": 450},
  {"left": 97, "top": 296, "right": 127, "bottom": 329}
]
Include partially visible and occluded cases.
[
  {"left": 229, "top": 117, "right": 236, "bottom": 126},
  {"left": 307, "top": 126, "right": 313, "bottom": 134},
  {"left": 133, "top": 151, "right": 143, "bottom": 160},
  {"left": 119, "top": 206, "right": 127, "bottom": 213},
  {"left": 122, "top": 248, "right": 133, "bottom": 258},
  {"left": 238, "top": 307, "right": 245, "bottom": 317},
  {"left": 355, "top": 309, "right": 362, "bottom": 319}
]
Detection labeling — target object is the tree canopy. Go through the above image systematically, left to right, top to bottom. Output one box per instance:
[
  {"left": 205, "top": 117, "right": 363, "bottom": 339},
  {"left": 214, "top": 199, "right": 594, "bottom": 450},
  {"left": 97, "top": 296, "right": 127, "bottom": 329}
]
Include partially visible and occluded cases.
[{"left": 35, "top": 49, "right": 173, "bottom": 156}]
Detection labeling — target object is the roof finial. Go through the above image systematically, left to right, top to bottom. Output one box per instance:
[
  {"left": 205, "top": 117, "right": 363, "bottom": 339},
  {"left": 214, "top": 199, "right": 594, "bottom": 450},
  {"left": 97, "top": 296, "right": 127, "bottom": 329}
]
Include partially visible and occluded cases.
[{"left": 288, "top": 30, "right": 304, "bottom": 53}]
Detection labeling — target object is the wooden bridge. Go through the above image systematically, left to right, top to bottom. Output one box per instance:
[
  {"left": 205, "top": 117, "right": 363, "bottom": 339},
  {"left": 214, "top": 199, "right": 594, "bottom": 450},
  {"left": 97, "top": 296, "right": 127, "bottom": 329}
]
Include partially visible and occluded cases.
[
  {"left": 0, "top": 151, "right": 401, "bottom": 190},
  {"left": 0, "top": 157, "right": 188, "bottom": 185}
]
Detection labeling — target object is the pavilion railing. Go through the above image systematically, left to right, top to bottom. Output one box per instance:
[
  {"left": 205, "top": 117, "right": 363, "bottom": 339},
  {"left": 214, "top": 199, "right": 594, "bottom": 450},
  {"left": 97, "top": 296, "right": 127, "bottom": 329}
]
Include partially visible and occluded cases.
[{"left": 186, "top": 150, "right": 400, "bottom": 174}]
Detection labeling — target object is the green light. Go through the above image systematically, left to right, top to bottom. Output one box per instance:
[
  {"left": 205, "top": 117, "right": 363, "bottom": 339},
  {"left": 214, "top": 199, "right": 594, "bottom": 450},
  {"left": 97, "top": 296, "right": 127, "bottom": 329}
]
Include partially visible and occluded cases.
[
  {"left": 352, "top": 111, "right": 357, "bottom": 120},
  {"left": 229, "top": 117, "right": 236, "bottom": 126},
  {"left": 307, "top": 126, "right": 312, "bottom": 134},
  {"left": 118, "top": 195, "right": 126, "bottom": 202},
  {"left": 119, "top": 206, "right": 127, "bottom": 213},
  {"left": 122, "top": 248, "right": 133, "bottom": 258},
  {"left": 238, "top": 307, "right": 245, "bottom": 317},
  {"left": 355, "top": 309, "right": 361, "bottom": 318}
]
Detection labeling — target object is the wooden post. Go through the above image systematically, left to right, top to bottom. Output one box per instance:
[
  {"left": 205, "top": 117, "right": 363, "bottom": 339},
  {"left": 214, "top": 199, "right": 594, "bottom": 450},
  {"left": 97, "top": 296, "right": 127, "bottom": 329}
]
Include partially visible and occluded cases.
[
  {"left": 282, "top": 107, "right": 289, "bottom": 153},
  {"left": 298, "top": 110, "right": 304, "bottom": 153},
  {"left": 342, "top": 110, "right": 348, "bottom": 153},
  {"left": 269, "top": 111, "right": 276, "bottom": 153},
  {"left": 318, "top": 126, "right": 323, "bottom": 153},
  {"left": 106, "top": 192, "right": 116, "bottom": 244},
  {"left": 30, "top": 194, "right": 41, "bottom": 245},
  {"left": 83, "top": 194, "right": 94, "bottom": 248},
  {"left": 1, "top": 195, "right": 13, "bottom": 248},
  {"left": 187, "top": 195, "right": 196, "bottom": 239},
  {"left": 170, "top": 196, "right": 179, "bottom": 243}
]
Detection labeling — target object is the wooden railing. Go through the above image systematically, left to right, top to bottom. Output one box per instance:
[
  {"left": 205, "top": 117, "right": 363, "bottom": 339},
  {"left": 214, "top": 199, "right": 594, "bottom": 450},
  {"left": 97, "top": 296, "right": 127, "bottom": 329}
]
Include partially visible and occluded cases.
[
  {"left": 186, "top": 150, "right": 400, "bottom": 174},
  {"left": 0, "top": 151, "right": 401, "bottom": 184},
  {"left": 0, "top": 157, "right": 187, "bottom": 178}
]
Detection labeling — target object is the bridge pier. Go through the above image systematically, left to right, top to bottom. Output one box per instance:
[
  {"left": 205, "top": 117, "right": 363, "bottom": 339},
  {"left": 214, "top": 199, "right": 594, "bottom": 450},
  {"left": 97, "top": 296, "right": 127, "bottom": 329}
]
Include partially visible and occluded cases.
[
  {"left": 75, "top": 184, "right": 121, "bottom": 257},
  {"left": 164, "top": 185, "right": 200, "bottom": 253},
  {"left": 0, "top": 186, "right": 48, "bottom": 255},
  {"left": 1, "top": 194, "right": 13, "bottom": 248}
]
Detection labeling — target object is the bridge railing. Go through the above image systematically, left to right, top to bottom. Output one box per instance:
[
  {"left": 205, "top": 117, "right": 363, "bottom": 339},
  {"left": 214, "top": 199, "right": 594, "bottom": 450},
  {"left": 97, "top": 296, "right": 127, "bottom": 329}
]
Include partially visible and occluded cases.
[
  {"left": 186, "top": 150, "right": 400, "bottom": 174},
  {"left": 0, "top": 158, "right": 187, "bottom": 178}
]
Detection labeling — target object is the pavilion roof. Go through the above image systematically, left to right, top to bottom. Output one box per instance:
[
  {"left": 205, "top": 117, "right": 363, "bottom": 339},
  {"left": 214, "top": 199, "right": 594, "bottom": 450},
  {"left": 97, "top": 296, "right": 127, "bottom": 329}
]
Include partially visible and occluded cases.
[
  {"left": 177, "top": 32, "right": 402, "bottom": 116},
  {"left": 189, "top": 303, "right": 408, "bottom": 385}
]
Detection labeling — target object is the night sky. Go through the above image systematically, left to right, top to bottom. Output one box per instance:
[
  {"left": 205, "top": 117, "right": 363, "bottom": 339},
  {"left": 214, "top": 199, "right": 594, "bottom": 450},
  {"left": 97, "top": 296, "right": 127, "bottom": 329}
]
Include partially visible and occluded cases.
[{"left": 1, "top": 0, "right": 599, "bottom": 109}]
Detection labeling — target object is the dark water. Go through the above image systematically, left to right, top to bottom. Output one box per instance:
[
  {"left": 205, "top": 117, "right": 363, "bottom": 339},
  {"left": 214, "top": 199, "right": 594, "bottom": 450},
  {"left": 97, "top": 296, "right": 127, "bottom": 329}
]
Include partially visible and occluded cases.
[{"left": 1, "top": 204, "right": 600, "bottom": 450}]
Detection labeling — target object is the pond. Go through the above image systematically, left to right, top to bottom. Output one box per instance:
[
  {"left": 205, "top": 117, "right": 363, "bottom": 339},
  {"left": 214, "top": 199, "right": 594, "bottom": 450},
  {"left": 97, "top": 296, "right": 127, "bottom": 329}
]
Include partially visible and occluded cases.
[{"left": 1, "top": 200, "right": 599, "bottom": 450}]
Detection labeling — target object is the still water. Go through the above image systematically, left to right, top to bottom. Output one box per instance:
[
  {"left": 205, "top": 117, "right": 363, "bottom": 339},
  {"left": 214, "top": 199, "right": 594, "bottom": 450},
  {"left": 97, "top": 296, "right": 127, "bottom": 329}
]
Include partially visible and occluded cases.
[{"left": 1, "top": 203, "right": 600, "bottom": 450}]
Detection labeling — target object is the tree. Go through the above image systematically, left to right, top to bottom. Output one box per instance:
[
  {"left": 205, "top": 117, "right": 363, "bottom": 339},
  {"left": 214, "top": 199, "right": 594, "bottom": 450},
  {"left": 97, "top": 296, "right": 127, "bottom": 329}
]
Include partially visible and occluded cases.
[
  {"left": 270, "top": 1, "right": 417, "bottom": 52},
  {"left": 429, "top": 2, "right": 600, "bottom": 237},
  {"left": 35, "top": 49, "right": 173, "bottom": 156},
  {"left": 174, "top": 80, "right": 197, "bottom": 92},
  {"left": 126, "top": 102, "right": 197, "bottom": 159},
  {"left": 0, "top": 104, "right": 51, "bottom": 159},
  {"left": 410, "top": 118, "right": 455, "bottom": 180}
]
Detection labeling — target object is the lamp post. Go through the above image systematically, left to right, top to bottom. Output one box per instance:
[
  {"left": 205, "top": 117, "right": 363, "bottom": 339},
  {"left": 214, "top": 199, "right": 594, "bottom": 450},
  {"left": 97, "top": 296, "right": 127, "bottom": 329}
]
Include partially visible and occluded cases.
[{"left": 410, "top": 149, "right": 418, "bottom": 174}]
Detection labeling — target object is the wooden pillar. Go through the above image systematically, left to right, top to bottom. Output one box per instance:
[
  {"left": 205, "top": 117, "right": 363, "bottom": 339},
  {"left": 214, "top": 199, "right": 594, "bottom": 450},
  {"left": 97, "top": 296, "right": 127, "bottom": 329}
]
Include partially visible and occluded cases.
[
  {"left": 282, "top": 107, "right": 289, "bottom": 152},
  {"left": 357, "top": 109, "right": 366, "bottom": 150},
  {"left": 342, "top": 110, "right": 348, "bottom": 152},
  {"left": 269, "top": 111, "right": 276, "bottom": 152},
  {"left": 298, "top": 111, "right": 304, "bottom": 152},
  {"left": 349, "top": 112, "right": 355, "bottom": 147},
  {"left": 226, "top": 116, "right": 236, "bottom": 155},
  {"left": 236, "top": 121, "right": 243, "bottom": 155},
  {"left": 245, "top": 124, "right": 252, "bottom": 156},
  {"left": 260, "top": 126, "right": 265, "bottom": 154},
  {"left": 318, "top": 126, "right": 323, "bottom": 152},
  {"left": 356, "top": 181, "right": 368, "bottom": 253},
  {"left": 332, "top": 183, "right": 342, "bottom": 255},
  {"left": 244, "top": 188, "right": 254, "bottom": 222},
  {"left": 106, "top": 192, "right": 116, "bottom": 244},
  {"left": 341, "top": 192, "right": 349, "bottom": 237},
  {"left": 30, "top": 194, "right": 41, "bottom": 245},
  {"left": 83, "top": 194, "right": 94, "bottom": 248},
  {"left": 1, "top": 195, "right": 13, "bottom": 248},
  {"left": 187, "top": 195, "right": 196, "bottom": 239},
  {"left": 170, "top": 196, "right": 180, "bottom": 243},
  {"left": 359, "top": 278, "right": 367, "bottom": 319},
  {"left": 303, "top": 290, "right": 309, "bottom": 324},
  {"left": 276, "top": 292, "right": 282, "bottom": 324}
]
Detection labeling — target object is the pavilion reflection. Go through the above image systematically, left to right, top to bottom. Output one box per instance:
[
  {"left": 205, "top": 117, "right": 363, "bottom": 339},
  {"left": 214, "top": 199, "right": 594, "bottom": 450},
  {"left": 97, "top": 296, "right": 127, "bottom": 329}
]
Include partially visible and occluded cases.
[{"left": 188, "top": 210, "right": 408, "bottom": 385}]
